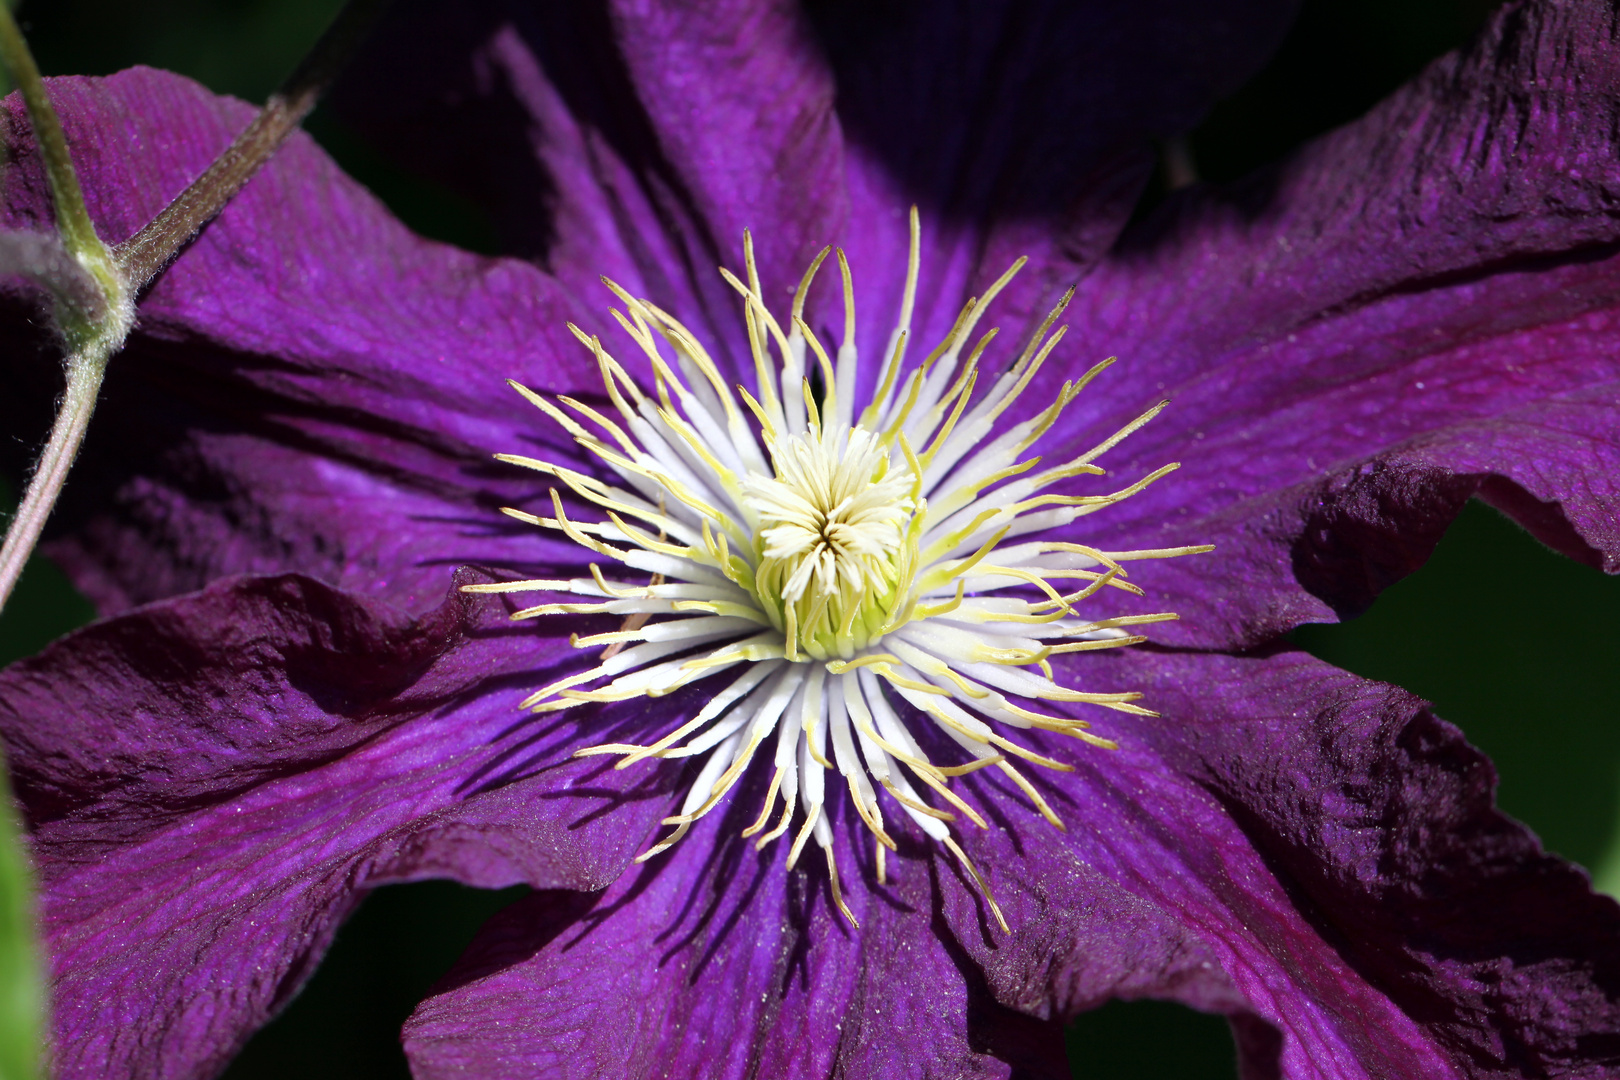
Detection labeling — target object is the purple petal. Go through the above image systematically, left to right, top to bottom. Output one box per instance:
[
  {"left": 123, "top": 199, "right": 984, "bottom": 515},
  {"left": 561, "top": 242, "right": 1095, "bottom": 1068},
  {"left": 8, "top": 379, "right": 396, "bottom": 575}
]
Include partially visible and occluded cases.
[
  {"left": 336, "top": 0, "right": 1296, "bottom": 261},
  {"left": 817, "top": 0, "right": 1294, "bottom": 406},
  {"left": 1027, "top": 0, "right": 1620, "bottom": 646},
  {"left": 0, "top": 572, "right": 687, "bottom": 1079},
  {"left": 947, "top": 647, "right": 1620, "bottom": 1078},
  {"left": 394, "top": 648, "right": 1620, "bottom": 1080},
  {"left": 403, "top": 786, "right": 1069, "bottom": 1080}
]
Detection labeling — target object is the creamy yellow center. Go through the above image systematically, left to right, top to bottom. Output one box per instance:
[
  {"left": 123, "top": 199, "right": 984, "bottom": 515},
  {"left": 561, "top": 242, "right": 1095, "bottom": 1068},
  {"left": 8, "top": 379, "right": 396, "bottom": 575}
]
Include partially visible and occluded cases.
[{"left": 742, "top": 424, "right": 916, "bottom": 659}]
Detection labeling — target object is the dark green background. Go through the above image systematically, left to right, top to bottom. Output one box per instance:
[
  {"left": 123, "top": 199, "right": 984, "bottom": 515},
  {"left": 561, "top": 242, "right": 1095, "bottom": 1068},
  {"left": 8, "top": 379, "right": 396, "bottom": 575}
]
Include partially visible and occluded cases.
[{"left": 4, "top": 1, "right": 1617, "bottom": 1077}]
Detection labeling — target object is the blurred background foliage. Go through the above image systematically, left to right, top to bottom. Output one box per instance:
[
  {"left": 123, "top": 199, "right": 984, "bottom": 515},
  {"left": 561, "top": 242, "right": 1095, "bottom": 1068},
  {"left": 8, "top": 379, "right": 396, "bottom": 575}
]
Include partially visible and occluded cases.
[
  {"left": 1, "top": 1, "right": 1616, "bottom": 1077},
  {"left": 0, "top": 742, "right": 43, "bottom": 1080}
]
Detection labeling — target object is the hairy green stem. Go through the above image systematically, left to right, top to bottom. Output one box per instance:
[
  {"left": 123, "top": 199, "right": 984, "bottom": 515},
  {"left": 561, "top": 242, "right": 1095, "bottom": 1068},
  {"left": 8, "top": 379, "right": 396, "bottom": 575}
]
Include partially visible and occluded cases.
[
  {"left": 0, "top": 0, "right": 388, "bottom": 617},
  {"left": 0, "top": 6, "right": 127, "bottom": 619},
  {"left": 0, "top": 350, "right": 108, "bottom": 615}
]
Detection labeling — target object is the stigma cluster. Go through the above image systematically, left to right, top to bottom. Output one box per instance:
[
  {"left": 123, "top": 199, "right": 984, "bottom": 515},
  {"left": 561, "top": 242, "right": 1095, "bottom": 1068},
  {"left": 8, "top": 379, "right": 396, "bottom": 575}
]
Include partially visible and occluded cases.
[{"left": 468, "top": 211, "right": 1206, "bottom": 928}]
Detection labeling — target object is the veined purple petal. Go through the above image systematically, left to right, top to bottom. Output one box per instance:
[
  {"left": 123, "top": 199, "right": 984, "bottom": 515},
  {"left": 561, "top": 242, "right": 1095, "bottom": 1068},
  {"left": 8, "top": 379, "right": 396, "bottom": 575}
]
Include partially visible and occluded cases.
[
  {"left": 815, "top": 0, "right": 1295, "bottom": 408},
  {"left": 1029, "top": 0, "right": 1620, "bottom": 646},
  {"left": 0, "top": 572, "right": 690, "bottom": 1080},
  {"left": 387, "top": 647, "right": 1620, "bottom": 1080},
  {"left": 943, "top": 647, "right": 1620, "bottom": 1078},
  {"left": 403, "top": 811, "right": 1069, "bottom": 1080}
]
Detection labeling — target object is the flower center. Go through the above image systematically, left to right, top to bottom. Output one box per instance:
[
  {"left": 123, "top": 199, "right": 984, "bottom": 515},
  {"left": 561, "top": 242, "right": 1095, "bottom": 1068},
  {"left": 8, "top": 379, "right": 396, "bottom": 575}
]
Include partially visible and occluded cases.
[
  {"left": 468, "top": 209, "right": 1210, "bottom": 930},
  {"left": 743, "top": 424, "right": 915, "bottom": 660}
]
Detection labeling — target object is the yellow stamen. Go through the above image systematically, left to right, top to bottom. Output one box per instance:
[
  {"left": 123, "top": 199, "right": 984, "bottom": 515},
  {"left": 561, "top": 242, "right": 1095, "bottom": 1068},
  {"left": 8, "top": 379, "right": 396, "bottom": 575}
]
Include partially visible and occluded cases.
[
  {"left": 477, "top": 212, "right": 1207, "bottom": 932},
  {"left": 944, "top": 837, "right": 1009, "bottom": 933}
]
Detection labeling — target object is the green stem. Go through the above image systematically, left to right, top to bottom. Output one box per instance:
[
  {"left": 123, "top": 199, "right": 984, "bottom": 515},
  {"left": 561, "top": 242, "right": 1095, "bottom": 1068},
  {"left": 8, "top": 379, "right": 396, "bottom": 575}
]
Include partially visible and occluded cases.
[{"left": 0, "top": 2, "right": 119, "bottom": 300}]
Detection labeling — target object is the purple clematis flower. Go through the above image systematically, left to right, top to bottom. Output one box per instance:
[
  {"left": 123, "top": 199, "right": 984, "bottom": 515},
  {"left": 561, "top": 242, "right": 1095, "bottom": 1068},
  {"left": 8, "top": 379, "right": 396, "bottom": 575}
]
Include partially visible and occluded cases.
[{"left": 2, "top": 0, "right": 1620, "bottom": 1077}]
